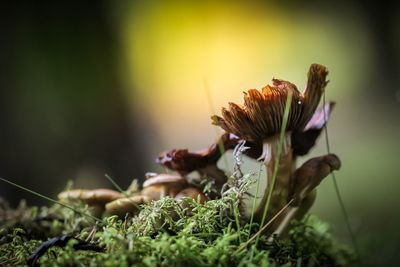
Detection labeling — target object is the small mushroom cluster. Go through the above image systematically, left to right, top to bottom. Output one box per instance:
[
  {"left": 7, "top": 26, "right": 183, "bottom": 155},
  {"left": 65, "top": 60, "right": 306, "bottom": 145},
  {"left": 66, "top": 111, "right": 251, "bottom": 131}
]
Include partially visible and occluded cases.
[
  {"left": 58, "top": 64, "right": 340, "bottom": 237},
  {"left": 58, "top": 173, "right": 207, "bottom": 218}
]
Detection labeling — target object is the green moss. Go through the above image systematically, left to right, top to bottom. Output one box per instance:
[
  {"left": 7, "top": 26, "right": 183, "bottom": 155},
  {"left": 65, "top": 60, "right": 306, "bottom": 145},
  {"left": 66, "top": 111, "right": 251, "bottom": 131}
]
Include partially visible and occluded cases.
[{"left": 0, "top": 189, "right": 355, "bottom": 267}]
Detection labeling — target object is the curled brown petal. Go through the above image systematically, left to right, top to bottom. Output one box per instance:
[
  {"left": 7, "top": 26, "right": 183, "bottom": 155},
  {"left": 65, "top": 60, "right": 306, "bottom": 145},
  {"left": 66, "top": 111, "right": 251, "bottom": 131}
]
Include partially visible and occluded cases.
[
  {"left": 302, "top": 64, "right": 329, "bottom": 127},
  {"left": 156, "top": 133, "right": 239, "bottom": 174},
  {"left": 289, "top": 153, "right": 341, "bottom": 205}
]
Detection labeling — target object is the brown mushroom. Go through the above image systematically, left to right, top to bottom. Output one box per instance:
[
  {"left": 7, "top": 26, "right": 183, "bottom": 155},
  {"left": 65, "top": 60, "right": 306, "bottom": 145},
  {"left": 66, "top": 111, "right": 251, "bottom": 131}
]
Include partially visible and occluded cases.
[
  {"left": 212, "top": 64, "right": 336, "bottom": 231},
  {"left": 156, "top": 133, "right": 239, "bottom": 190},
  {"left": 271, "top": 154, "right": 341, "bottom": 237},
  {"left": 290, "top": 154, "right": 341, "bottom": 205},
  {"left": 141, "top": 174, "right": 189, "bottom": 200},
  {"left": 174, "top": 187, "right": 208, "bottom": 213},
  {"left": 175, "top": 187, "right": 208, "bottom": 203},
  {"left": 58, "top": 188, "right": 124, "bottom": 217},
  {"left": 58, "top": 189, "right": 123, "bottom": 206},
  {"left": 105, "top": 195, "right": 151, "bottom": 217}
]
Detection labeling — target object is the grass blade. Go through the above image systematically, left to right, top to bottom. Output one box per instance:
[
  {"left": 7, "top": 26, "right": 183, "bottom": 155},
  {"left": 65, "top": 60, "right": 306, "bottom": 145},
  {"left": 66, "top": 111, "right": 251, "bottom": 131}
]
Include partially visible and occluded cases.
[
  {"left": 203, "top": 77, "right": 230, "bottom": 174},
  {"left": 256, "top": 91, "right": 293, "bottom": 244},
  {"left": 322, "top": 93, "right": 361, "bottom": 261},
  {"left": 246, "top": 163, "right": 263, "bottom": 240},
  {"left": 105, "top": 174, "right": 141, "bottom": 210},
  {"left": 105, "top": 174, "right": 125, "bottom": 194},
  {"left": 0, "top": 177, "right": 101, "bottom": 222},
  {"left": 235, "top": 198, "right": 294, "bottom": 254}
]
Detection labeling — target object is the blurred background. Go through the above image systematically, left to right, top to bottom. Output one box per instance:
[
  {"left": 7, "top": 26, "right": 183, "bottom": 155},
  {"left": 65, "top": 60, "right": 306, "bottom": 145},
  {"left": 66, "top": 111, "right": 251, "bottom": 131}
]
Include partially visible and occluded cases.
[{"left": 0, "top": 0, "right": 399, "bottom": 265}]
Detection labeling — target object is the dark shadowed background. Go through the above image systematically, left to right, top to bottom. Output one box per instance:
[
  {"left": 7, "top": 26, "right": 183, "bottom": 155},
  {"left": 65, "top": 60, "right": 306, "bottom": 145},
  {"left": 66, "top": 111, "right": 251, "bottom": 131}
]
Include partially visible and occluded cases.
[{"left": 0, "top": 1, "right": 399, "bottom": 266}]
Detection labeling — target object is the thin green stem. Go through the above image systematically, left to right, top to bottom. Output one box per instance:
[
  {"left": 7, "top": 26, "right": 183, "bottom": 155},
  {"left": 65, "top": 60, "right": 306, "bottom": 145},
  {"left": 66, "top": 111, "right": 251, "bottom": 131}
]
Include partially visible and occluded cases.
[
  {"left": 203, "top": 77, "right": 230, "bottom": 174},
  {"left": 203, "top": 78, "right": 241, "bottom": 241},
  {"left": 256, "top": 91, "right": 293, "bottom": 244},
  {"left": 322, "top": 93, "right": 361, "bottom": 261},
  {"left": 246, "top": 163, "right": 263, "bottom": 240},
  {"left": 105, "top": 174, "right": 141, "bottom": 210},
  {"left": 105, "top": 174, "right": 125, "bottom": 194},
  {"left": 0, "top": 177, "right": 101, "bottom": 222},
  {"left": 235, "top": 198, "right": 294, "bottom": 254},
  {"left": 233, "top": 203, "right": 242, "bottom": 243}
]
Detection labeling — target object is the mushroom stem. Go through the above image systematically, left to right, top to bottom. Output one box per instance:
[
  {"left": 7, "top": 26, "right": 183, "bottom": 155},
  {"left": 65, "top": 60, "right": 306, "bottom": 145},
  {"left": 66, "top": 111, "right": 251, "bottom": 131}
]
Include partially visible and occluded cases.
[
  {"left": 252, "top": 133, "right": 294, "bottom": 223},
  {"left": 257, "top": 142, "right": 272, "bottom": 163},
  {"left": 270, "top": 154, "right": 341, "bottom": 236},
  {"left": 160, "top": 187, "right": 168, "bottom": 199},
  {"left": 269, "top": 190, "right": 316, "bottom": 240}
]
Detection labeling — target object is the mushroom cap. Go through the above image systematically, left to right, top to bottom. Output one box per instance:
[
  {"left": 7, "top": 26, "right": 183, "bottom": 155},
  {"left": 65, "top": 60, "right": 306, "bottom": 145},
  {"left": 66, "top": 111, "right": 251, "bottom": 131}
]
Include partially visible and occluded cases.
[
  {"left": 212, "top": 64, "right": 328, "bottom": 142},
  {"left": 234, "top": 102, "right": 335, "bottom": 159},
  {"left": 156, "top": 133, "right": 238, "bottom": 174},
  {"left": 156, "top": 149, "right": 204, "bottom": 174},
  {"left": 290, "top": 153, "right": 341, "bottom": 205},
  {"left": 323, "top": 153, "right": 341, "bottom": 171},
  {"left": 142, "top": 174, "right": 188, "bottom": 187},
  {"left": 140, "top": 186, "right": 165, "bottom": 200},
  {"left": 175, "top": 187, "right": 208, "bottom": 203},
  {"left": 58, "top": 189, "right": 123, "bottom": 206},
  {"left": 105, "top": 195, "right": 150, "bottom": 217}
]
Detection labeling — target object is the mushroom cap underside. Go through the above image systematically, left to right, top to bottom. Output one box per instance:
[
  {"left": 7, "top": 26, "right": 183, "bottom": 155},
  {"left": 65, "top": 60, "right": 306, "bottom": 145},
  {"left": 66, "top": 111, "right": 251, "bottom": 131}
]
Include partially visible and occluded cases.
[
  {"left": 212, "top": 64, "right": 328, "bottom": 142},
  {"left": 157, "top": 100, "right": 334, "bottom": 171},
  {"left": 238, "top": 102, "right": 334, "bottom": 159}
]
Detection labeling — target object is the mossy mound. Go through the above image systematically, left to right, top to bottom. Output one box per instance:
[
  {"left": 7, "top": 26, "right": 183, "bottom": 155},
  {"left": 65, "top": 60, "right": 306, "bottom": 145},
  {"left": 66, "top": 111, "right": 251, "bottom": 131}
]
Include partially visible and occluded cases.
[{"left": 0, "top": 192, "right": 355, "bottom": 267}]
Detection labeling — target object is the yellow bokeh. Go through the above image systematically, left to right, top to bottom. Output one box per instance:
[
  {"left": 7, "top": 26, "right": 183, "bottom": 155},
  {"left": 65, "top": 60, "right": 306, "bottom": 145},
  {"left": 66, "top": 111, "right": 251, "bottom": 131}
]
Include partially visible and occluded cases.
[{"left": 119, "top": 2, "right": 371, "bottom": 149}]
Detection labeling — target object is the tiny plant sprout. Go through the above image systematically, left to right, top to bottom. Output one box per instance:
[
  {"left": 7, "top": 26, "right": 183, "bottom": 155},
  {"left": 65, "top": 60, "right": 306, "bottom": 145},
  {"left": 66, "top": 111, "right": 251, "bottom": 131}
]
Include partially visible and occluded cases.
[{"left": 212, "top": 64, "right": 340, "bottom": 235}]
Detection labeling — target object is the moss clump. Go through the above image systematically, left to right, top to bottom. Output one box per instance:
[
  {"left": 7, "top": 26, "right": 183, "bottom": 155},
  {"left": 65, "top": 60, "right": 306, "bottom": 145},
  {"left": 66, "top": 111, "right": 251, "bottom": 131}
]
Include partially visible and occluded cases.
[{"left": 0, "top": 186, "right": 355, "bottom": 267}]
